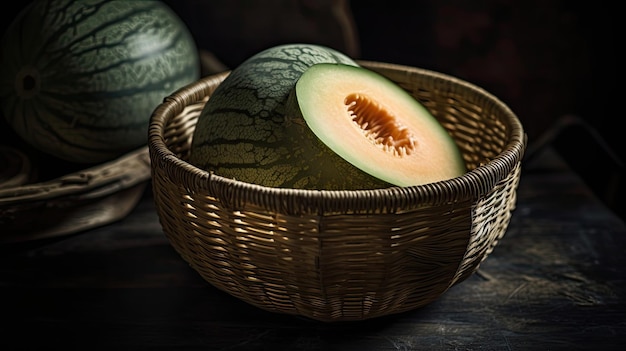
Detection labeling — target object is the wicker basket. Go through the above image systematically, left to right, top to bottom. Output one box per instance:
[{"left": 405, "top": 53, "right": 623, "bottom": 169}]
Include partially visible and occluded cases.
[
  {"left": 148, "top": 61, "right": 526, "bottom": 322},
  {"left": 0, "top": 146, "right": 151, "bottom": 243}
]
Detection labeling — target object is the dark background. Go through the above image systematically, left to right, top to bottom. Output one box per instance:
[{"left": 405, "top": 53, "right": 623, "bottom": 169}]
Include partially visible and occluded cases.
[{"left": 1, "top": 0, "right": 622, "bottom": 218}]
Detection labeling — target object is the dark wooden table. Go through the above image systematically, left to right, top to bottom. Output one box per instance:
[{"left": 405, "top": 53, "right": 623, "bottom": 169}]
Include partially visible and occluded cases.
[{"left": 2, "top": 147, "right": 625, "bottom": 350}]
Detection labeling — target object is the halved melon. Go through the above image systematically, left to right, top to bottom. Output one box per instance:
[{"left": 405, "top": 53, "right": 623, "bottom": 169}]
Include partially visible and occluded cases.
[{"left": 293, "top": 63, "right": 466, "bottom": 186}]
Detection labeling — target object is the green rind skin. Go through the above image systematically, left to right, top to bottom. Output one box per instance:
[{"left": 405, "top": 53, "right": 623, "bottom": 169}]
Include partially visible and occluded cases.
[
  {"left": 0, "top": 0, "right": 200, "bottom": 164},
  {"left": 190, "top": 43, "right": 392, "bottom": 190}
]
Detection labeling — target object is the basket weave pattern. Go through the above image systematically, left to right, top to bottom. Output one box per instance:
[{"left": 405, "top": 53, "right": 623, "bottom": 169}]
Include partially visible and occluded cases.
[
  {"left": 148, "top": 62, "right": 526, "bottom": 322},
  {"left": 0, "top": 147, "right": 151, "bottom": 242}
]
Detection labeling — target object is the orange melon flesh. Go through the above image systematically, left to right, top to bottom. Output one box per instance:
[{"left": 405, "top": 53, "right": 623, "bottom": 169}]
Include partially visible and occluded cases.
[{"left": 295, "top": 63, "right": 466, "bottom": 186}]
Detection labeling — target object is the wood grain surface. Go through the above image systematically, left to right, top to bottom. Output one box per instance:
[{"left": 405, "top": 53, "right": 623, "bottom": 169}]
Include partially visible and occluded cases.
[{"left": 1, "top": 148, "right": 624, "bottom": 350}]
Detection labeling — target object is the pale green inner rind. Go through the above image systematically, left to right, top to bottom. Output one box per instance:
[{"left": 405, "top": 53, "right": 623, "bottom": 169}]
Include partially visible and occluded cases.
[{"left": 295, "top": 63, "right": 466, "bottom": 186}]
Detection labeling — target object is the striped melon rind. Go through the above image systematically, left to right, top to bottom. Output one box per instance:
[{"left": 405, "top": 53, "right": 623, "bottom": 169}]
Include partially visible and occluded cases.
[
  {"left": 0, "top": 0, "right": 200, "bottom": 163},
  {"left": 189, "top": 43, "right": 392, "bottom": 190}
]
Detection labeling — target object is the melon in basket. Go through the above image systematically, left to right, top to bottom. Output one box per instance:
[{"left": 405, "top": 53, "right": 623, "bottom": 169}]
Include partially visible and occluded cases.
[
  {"left": 0, "top": 0, "right": 200, "bottom": 164},
  {"left": 189, "top": 43, "right": 465, "bottom": 190},
  {"left": 148, "top": 61, "right": 526, "bottom": 322}
]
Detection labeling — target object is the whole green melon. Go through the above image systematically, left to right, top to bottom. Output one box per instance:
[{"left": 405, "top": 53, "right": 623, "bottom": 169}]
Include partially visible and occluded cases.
[
  {"left": 0, "top": 0, "right": 200, "bottom": 163},
  {"left": 189, "top": 43, "right": 390, "bottom": 190}
]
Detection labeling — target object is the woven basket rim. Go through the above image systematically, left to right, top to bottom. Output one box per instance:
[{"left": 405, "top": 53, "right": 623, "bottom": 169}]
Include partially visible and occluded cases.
[
  {"left": 148, "top": 61, "right": 526, "bottom": 212},
  {"left": 0, "top": 146, "right": 151, "bottom": 206}
]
